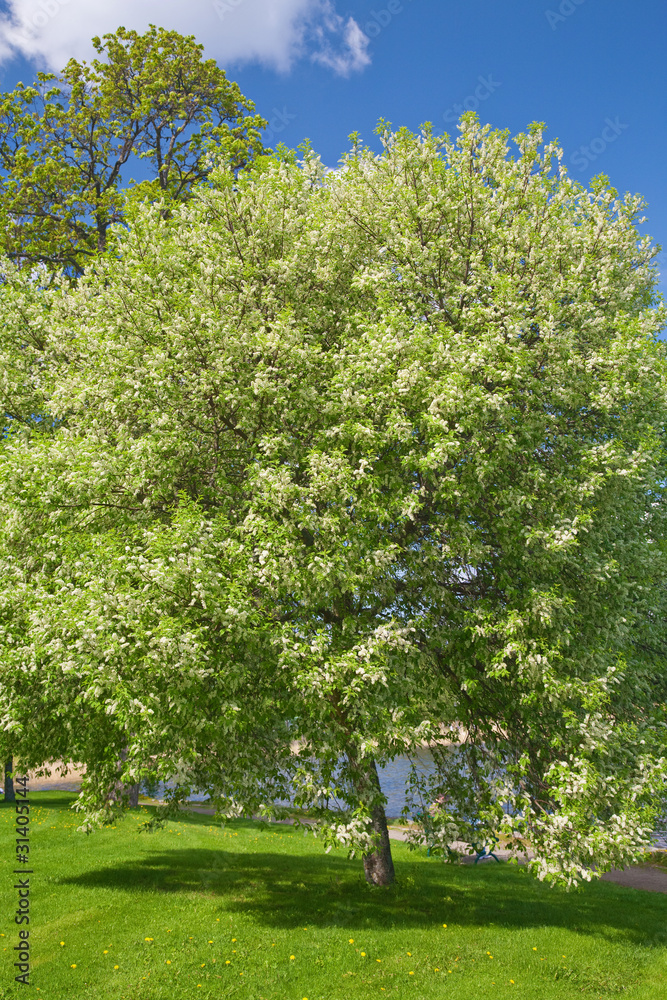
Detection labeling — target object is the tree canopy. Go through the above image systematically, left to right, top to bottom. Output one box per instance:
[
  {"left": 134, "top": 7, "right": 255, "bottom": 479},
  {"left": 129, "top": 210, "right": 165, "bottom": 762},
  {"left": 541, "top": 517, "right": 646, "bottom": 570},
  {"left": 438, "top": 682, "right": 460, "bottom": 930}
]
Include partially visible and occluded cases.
[
  {"left": 0, "top": 24, "right": 266, "bottom": 279},
  {"left": 1, "top": 117, "right": 666, "bottom": 886}
]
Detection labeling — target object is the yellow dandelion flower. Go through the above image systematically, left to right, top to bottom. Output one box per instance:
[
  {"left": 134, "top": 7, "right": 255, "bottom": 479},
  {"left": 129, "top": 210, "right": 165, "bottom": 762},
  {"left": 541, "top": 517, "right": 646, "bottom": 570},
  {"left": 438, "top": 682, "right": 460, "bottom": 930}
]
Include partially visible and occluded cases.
[
  {"left": 442, "top": 924, "right": 447, "bottom": 928},
  {"left": 145, "top": 937, "right": 153, "bottom": 942},
  {"left": 232, "top": 938, "right": 237, "bottom": 942},
  {"left": 349, "top": 939, "right": 354, "bottom": 944},
  {"left": 208, "top": 940, "right": 213, "bottom": 943},
  {"left": 60, "top": 942, "right": 65, "bottom": 947},
  {"left": 532, "top": 947, "right": 537, "bottom": 951},
  {"left": 103, "top": 950, "right": 108, "bottom": 954},
  {"left": 361, "top": 952, "right": 366, "bottom": 957},
  {"left": 407, "top": 952, "right": 412, "bottom": 956},
  {"left": 290, "top": 955, "right": 295, "bottom": 960},
  {"left": 377, "top": 959, "right": 382, "bottom": 963},
  {"left": 166, "top": 960, "right": 171, "bottom": 965},
  {"left": 225, "top": 960, "right": 231, "bottom": 965},
  {"left": 201, "top": 962, "right": 205, "bottom": 967},
  {"left": 70, "top": 964, "right": 76, "bottom": 969},
  {"left": 114, "top": 965, "right": 119, "bottom": 970},
  {"left": 434, "top": 967, "right": 439, "bottom": 971},
  {"left": 409, "top": 971, "right": 414, "bottom": 975},
  {"left": 510, "top": 979, "right": 515, "bottom": 984}
]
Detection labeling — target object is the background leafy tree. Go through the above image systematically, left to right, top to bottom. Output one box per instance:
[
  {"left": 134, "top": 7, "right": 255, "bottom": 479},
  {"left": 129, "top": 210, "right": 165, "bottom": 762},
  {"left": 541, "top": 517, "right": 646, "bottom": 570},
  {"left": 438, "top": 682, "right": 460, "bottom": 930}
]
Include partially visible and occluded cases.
[
  {"left": 0, "top": 23, "right": 267, "bottom": 280},
  {"left": 0, "top": 24, "right": 266, "bottom": 804},
  {"left": 0, "top": 119, "right": 666, "bottom": 887}
]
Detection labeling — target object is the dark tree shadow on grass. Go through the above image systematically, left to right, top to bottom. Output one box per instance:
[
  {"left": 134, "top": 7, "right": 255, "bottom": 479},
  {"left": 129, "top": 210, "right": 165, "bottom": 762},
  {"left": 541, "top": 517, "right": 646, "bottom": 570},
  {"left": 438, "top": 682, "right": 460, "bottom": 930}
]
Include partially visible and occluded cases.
[
  {"left": 1, "top": 793, "right": 75, "bottom": 808},
  {"left": 29, "top": 795, "right": 667, "bottom": 947},
  {"left": 59, "top": 843, "right": 667, "bottom": 947}
]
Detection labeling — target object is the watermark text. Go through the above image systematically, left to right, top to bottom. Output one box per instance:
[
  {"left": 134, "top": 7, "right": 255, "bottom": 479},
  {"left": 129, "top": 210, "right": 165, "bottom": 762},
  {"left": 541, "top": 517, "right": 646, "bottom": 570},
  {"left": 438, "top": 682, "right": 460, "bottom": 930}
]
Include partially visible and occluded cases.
[
  {"left": 545, "top": 0, "right": 586, "bottom": 31},
  {"left": 443, "top": 74, "right": 501, "bottom": 123},
  {"left": 570, "top": 116, "right": 628, "bottom": 171},
  {"left": 12, "top": 774, "right": 31, "bottom": 986}
]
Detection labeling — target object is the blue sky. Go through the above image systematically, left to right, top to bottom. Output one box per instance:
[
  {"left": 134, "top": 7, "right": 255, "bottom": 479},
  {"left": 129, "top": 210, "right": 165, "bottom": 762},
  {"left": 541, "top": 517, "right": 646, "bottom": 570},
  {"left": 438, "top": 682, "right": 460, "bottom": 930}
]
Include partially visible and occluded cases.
[{"left": 0, "top": 0, "right": 665, "bottom": 296}]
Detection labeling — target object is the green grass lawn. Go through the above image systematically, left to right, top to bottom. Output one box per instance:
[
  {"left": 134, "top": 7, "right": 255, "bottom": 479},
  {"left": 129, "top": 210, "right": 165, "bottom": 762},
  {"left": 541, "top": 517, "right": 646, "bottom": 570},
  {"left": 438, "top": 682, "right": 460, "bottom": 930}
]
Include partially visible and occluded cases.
[{"left": 1, "top": 793, "right": 666, "bottom": 999}]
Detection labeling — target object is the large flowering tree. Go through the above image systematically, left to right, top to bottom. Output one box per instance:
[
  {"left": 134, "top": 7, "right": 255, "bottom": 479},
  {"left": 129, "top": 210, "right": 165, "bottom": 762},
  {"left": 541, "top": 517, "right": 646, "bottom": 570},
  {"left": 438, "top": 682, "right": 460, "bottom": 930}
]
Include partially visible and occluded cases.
[{"left": 1, "top": 117, "right": 666, "bottom": 886}]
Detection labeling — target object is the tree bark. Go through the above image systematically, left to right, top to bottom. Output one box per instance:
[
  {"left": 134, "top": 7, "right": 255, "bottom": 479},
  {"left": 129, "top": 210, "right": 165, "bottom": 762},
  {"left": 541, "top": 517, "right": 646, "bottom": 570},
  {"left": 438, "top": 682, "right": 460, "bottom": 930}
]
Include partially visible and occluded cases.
[
  {"left": 109, "top": 749, "right": 140, "bottom": 807},
  {"left": 4, "top": 758, "right": 15, "bottom": 802},
  {"left": 352, "top": 758, "right": 395, "bottom": 886}
]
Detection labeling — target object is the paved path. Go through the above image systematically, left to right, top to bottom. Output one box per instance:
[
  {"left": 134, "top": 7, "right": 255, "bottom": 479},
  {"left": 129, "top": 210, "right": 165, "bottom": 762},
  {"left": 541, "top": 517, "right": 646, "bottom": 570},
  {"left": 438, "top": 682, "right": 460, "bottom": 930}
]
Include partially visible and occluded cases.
[{"left": 601, "top": 865, "right": 667, "bottom": 893}]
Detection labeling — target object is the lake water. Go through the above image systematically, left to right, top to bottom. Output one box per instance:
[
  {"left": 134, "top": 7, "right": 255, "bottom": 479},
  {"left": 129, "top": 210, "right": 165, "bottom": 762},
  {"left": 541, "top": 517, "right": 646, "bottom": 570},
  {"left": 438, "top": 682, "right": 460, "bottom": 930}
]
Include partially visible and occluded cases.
[
  {"left": 152, "top": 749, "right": 437, "bottom": 819},
  {"left": 376, "top": 749, "right": 436, "bottom": 817},
  {"left": 140, "top": 757, "right": 667, "bottom": 849}
]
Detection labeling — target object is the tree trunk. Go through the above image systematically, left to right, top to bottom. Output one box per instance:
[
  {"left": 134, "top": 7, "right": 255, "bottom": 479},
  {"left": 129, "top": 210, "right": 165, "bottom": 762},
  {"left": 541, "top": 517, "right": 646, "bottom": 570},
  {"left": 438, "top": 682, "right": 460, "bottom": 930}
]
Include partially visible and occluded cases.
[
  {"left": 109, "top": 749, "right": 140, "bottom": 808},
  {"left": 4, "top": 758, "right": 15, "bottom": 802},
  {"left": 352, "top": 758, "right": 395, "bottom": 886},
  {"left": 108, "top": 779, "right": 140, "bottom": 808},
  {"left": 363, "top": 798, "right": 396, "bottom": 886}
]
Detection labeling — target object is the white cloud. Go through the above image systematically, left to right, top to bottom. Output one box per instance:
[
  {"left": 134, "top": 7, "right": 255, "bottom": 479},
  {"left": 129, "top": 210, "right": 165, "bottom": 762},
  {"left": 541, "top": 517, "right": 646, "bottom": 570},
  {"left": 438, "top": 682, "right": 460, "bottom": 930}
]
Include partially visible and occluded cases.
[
  {"left": 0, "top": 0, "right": 370, "bottom": 76},
  {"left": 307, "top": 1, "right": 370, "bottom": 77}
]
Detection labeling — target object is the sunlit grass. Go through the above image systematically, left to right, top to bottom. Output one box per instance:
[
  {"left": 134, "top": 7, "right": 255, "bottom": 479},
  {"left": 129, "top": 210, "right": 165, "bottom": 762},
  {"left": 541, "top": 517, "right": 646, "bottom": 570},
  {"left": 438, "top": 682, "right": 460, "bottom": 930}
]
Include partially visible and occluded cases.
[{"left": 0, "top": 792, "right": 666, "bottom": 998}]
